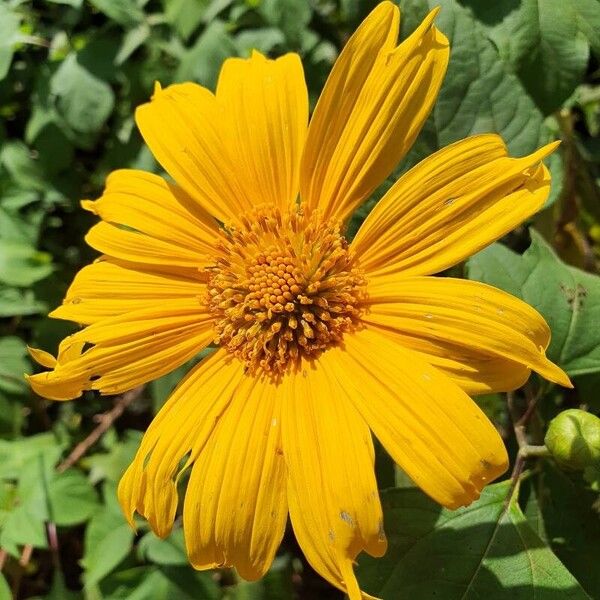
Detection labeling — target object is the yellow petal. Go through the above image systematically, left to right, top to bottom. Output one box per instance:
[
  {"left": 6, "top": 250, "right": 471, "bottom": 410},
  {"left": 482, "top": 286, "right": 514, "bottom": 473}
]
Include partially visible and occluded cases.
[
  {"left": 300, "top": 4, "right": 448, "bottom": 224},
  {"left": 216, "top": 51, "right": 308, "bottom": 211},
  {"left": 135, "top": 83, "right": 250, "bottom": 224},
  {"left": 353, "top": 135, "right": 558, "bottom": 277},
  {"left": 83, "top": 169, "right": 218, "bottom": 256},
  {"left": 48, "top": 257, "right": 206, "bottom": 324},
  {"left": 50, "top": 258, "right": 207, "bottom": 324},
  {"left": 362, "top": 276, "right": 571, "bottom": 388},
  {"left": 28, "top": 299, "right": 214, "bottom": 400},
  {"left": 322, "top": 328, "right": 509, "bottom": 510},
  {"left": 375, "top": 332, "right": 532, "bottom": 396},
  {"left": 28, "top": 346, "right": 56, "bottom": 369},
  {"left": 118, "top": 349, "right": 244, "bottom": 538},
  {"left": 281, "top": 363, "right": 386, "bottom": 600},
  {"left": 183, "top": 375, "right": 287, "bottom": 580}
]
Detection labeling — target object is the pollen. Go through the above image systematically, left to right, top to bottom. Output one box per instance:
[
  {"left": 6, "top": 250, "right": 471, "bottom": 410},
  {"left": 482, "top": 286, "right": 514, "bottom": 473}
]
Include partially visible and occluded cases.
[{"left": 207, "top": 205, "right": 366, "bottom": 374}]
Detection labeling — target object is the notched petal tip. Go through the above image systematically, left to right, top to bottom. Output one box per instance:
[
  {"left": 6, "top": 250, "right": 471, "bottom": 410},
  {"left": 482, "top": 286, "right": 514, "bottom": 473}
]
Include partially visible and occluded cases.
[
  {"left": 151, "top": 80, "right": 162, "bottom": 99},
  {"left": 80, "top": 199, "right": 96, "bottom": 214},
  {"left": 27, "top": 346, "right": 57, "bottom": 369},
  {"left": 536, "top": 356, "right": 573, "bottom": 389}
]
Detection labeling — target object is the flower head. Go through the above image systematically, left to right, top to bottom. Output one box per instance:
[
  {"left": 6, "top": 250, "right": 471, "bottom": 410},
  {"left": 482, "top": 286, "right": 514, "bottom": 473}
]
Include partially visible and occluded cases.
[{"left": 28, "top": 2, "right": 570, "bottom": 598}]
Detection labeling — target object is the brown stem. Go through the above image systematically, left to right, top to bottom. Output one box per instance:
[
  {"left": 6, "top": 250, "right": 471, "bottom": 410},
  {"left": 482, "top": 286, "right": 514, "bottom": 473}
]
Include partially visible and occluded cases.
[
  {"left": 507, "top": 385, "right": 550, "bottom": 484},
  {"left": 56, "top": 386, "right": 143, "bottom": 473},
  {"left": 46, "top": 522, "right": 61, "bottom": 572},
  {"left": 11, "top": 545, "right": 33, "bottom": 598}
]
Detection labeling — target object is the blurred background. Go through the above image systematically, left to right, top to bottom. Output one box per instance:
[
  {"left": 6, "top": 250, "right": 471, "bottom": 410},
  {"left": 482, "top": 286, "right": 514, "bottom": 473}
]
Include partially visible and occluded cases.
[{"left": 1, "top": 0, "right": 600, "bottom": 599}]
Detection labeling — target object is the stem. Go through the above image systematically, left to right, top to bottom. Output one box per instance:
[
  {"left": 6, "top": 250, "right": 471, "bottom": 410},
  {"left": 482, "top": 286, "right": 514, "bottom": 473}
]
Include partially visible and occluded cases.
[
  {"left": 56, "top": 386, "right": 144, "bottom": 473},
  {"left": 507, "top": 389, "right": 550, "bottom": 485}
]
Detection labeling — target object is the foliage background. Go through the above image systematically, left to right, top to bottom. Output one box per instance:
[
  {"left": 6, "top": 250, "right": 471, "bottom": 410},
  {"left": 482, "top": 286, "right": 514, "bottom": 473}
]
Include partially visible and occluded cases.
[{"left": 0, "top": 0, "right": 600, "bottom": 598}]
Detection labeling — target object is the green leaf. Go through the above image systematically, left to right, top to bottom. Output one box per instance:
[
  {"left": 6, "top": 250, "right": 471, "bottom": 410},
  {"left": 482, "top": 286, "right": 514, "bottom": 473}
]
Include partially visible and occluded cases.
[
  {"left": 88, "top": 0, "right": 145, "bottom": 27},
  {"left": 162, "top": 0, "right": 211, "bottom": 41},
  {"left": 257, "top": 0, "right": 312, "bottom": 47},
  {"left": 398, "top": 0, "right": 561, "bottom": 204},
  {"left": 460, "top": 0, "right": 589, "bottom": 115},
  {"left": 572, "top": 0, "right": 600, "bottom": 57},
  {"left": 0, "top": 4, "right": 21, "bottom": 81},
  {"left": 176, "top": 20, "right": 237, "bottom": 89},
  {"left": 115, "top": 23, "right": 151, "bottom": 65},
  {"left": 235, "top": 28, "right": 285, "bottom": 56},
  {"left": 50, "top": 53, "right": 115, "bottom": 135},
  {"left": 0, "top": 140, "right": 49, "bottom": 192},
  {"left": 0, "top": 204, "right": 43, "bottom": 246},
  {"left": 467, "top": 231, "right": 600, "bottom": 377},
  {"left": 0, "top": 240, "right": 53, "bottom": 287},
  {"left": 0, "top": 336, "right": 30, "bottom": 394},
  {"left": 0, "top": 390, "right": 26, "bottom": 438},
  {"left": 85, "top": 429, "right": 143, "bottom": 484},
  {"left": 0, "top": 433, "right": 63, "bottom": 480},
  {"left": 0, "top": 455, "right": 52, "bottom": 552},
  {"left": 527, "top": 463, "right": 600, "bottom": 596},
  {"left": 48, "top": 470, "right": 99, "bottom": 526},
  {"left": 356, "top": 480, "right": 590, "bottom": 598},
  {"left": 82, "top": 507, "right": 135, "bottom": 587},
  {"left": 137, "top": 528, "right": 187, "bottom": 566},
  {"left": 231, "top": 555, "right": 295, "bottom": 599},
  {"left": 98, "top": 566, "right": 220, "bottom": 600},
  {"left": 0, "top": 574, "right": 10, "bottom": 600}
]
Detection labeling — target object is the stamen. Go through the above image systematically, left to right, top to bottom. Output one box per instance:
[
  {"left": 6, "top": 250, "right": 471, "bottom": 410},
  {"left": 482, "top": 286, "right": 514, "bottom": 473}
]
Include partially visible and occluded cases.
[{"left": 206, "top": 205, "right": 365, "bottom": 375}]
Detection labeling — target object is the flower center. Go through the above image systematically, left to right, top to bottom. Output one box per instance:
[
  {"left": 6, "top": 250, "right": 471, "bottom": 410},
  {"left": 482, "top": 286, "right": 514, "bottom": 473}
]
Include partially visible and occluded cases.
[{"left": 207, "top": 205, "right": 365, "bottom": 375}]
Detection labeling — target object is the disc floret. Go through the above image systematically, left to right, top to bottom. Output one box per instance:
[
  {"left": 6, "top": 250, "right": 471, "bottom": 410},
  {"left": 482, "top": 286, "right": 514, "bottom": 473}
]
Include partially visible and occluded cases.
[{"left": 207, "top": 206, "right": 365, "bottom": 374}]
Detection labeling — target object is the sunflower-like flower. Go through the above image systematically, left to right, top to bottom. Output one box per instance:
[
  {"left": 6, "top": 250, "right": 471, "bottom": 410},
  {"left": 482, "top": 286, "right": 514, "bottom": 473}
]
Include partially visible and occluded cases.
[{"left": 28, "top": 3, "right": 570, "bottom": 598}]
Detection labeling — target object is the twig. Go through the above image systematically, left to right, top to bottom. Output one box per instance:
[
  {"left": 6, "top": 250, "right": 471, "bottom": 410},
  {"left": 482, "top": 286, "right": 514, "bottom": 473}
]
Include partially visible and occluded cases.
[
  {"left": 507, "top": 385, "right": 551, "bottom": 490},
  {"left": 56, "top": 386, "right": 143, "bottom": 473},
  {"left": 507, "top": 391, "right": 528, "bottom": 454},
  {"left": 46, "top": 522, "right": 61, "bottom": 572},
  {"left": 11, "top": 545, "right": 32, "bottom": 598}
]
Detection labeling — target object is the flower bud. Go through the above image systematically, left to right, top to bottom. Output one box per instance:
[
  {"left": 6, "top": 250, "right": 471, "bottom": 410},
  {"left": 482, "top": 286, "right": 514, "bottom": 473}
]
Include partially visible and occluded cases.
[{"left": 545, "top": 409, "right": 600, "bottom": 470}]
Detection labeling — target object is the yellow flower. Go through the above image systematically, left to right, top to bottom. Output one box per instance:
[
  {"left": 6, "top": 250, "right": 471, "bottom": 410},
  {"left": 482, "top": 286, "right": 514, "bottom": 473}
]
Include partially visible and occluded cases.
[{"left": 28, "top": 2, "right": 571, "bottom": 598}]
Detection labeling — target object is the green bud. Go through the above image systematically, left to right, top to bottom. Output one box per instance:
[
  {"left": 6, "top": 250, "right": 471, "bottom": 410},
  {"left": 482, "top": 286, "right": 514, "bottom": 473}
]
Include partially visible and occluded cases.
[{"left": 545, "top": 409, "right": 600, "bottom": 470}]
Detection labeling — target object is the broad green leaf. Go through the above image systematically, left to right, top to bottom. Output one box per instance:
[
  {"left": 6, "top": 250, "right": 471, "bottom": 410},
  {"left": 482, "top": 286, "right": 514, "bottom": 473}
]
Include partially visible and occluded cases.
[
  {"left": 88, "top": 0, "right": 144, "bottom": 27},
  {"left": 162, "top": 0, "right": 211, "bottom": 41},
  {"left": 258, "top": 0, "right": 312, "bottom": 47},
  {"left": 398, "top": 0, "right": 562, "bottom": 204},
  {"left": 460, "top": 0, "right": 589, "bottom": 115},
  {"left": 572, "top": 0, "right": 600, "bottom": 57},
  {"left": 0, "top": 4, "right": 21, "bottom": 81},
  {"left": 176, "top": 20, "right": 237, "bottom": 89},
  {"left": 115, "top": 23, "right": 151, "bottom": 65},
  {"left": 235, "top": 28, "right": 285, "bottom": 56},
  {"left": 50, "top": 53, "right": 115, "bottom": 135},
  {"left": 0, "top": 140, "right": 49, "bottom": 192},
  {"left": 467, "top": 231, "right": 600, "bottom": 377},
  {"left": 0, "top": 239, "right": 53, "bottom": 286},
  {"left": 0, "top": 336, "right": 30, "bottom": 394},
  {"left": 0, "top": 391, "right": 26, "bottom": 438},
  {"left": 85, "top": 429, "right": 143, "bottom": 484},
  {"left": 0, "top": 433, "right": 63, "bottom": 479},
  {"left": 0, "top": 455, "right": 51, "bottom": 552},
  {"left": 531, "top": 463, "right": 600, "bottom": 596},
  {"left": 48, "top": 470, "right": 99, "bottom": 526},
  {"left": 356, "top": 480, "right": 590, "bottom": 598},
  {"left": 82, "top": 507, "right": 135, "bottom": 587},
  {"left": 137, "top": 529, "right": 187, "bottom": 566},
  {"left": 231, "top": 555, "right": 295, "bottom": 600},
  {"left": 98, "top": 566, "right": 220, "bottom": 600},
  {"left": 0, "top": 574, "right": 10, "bottom": 600}
]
